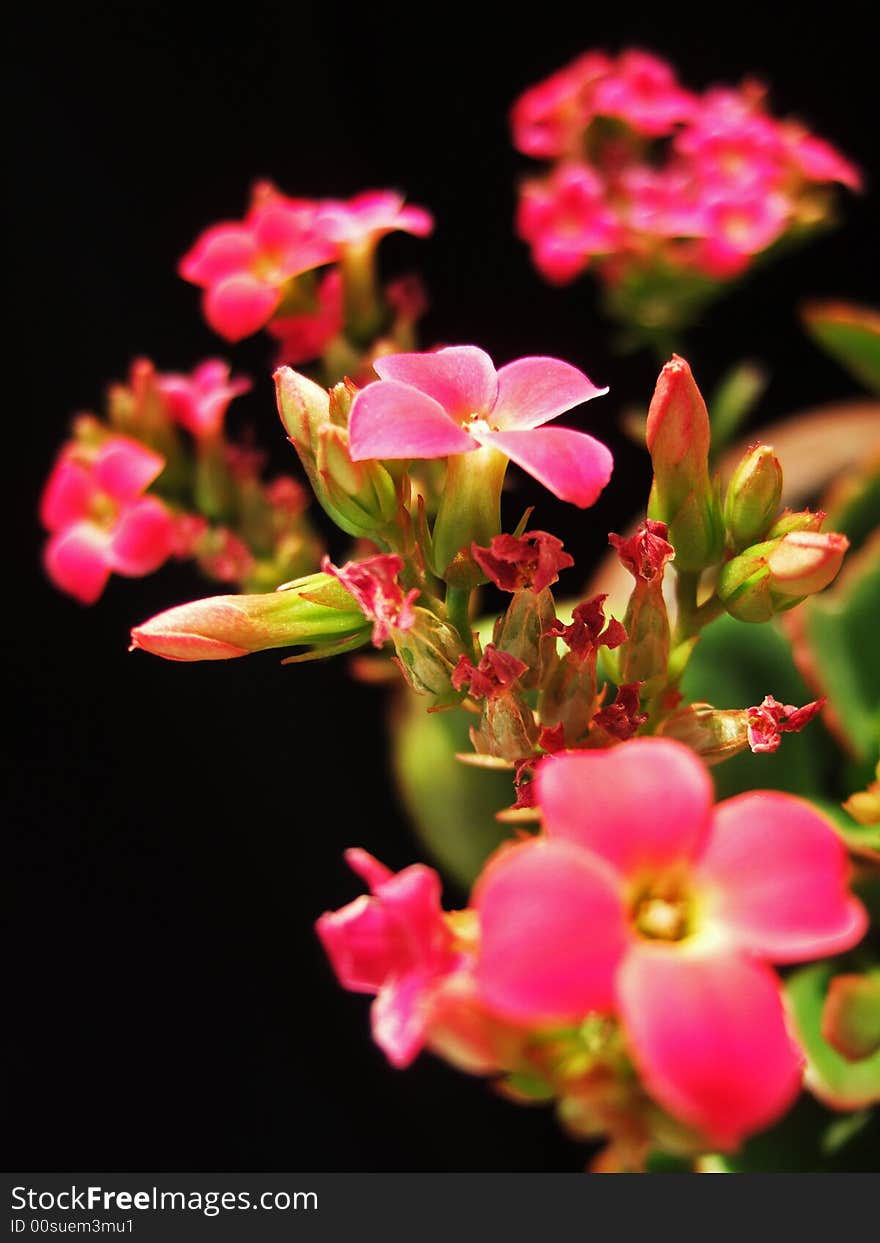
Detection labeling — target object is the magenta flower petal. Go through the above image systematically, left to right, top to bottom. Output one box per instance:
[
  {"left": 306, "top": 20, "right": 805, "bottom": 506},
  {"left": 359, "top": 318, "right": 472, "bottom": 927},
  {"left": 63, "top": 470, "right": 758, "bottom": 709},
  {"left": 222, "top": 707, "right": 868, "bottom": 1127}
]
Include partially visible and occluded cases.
[
  {"left": 179, "top": 224, "right": 257, "bottom": 284},
  {"left": 204, "top": 274, "right": 280, "bottom": 341},
  {"left": 374, "top": 346, "right": 499, "bottom": 420},
  {"left": 492, "top": 356, "right": 608, "bottom": 430},
  {"left": 348, "top": 378, "right": 476, "bottom": 460},
  {"left": 476, "top": 426, "right": 612, "bottom": 508},
  {"left": 93, "top": 439, "right": 165, "bottom": 502},
  {"left": 40, "top": 458, "right": 95, "bottom": 530},
  {"left": 109, "top": 497, "right": 175, "bottom": 576},
  {"left": 44, "top": 523, "right": 112, "bottom": 605},
  {"left": 536, "top": 740, "right": 713, "bottom": 878},
  {"left": 696, "top": 793, "right": 868, "bottom": 962},
  {"left": 474, "top": 839, "right": 628, "bottom": 1024},
  {"left": 617, "top": 945, "right": 803, "bottom": 1149},
  {"left": 371, "top": 970, "right": 434, "bottom": 1068}
]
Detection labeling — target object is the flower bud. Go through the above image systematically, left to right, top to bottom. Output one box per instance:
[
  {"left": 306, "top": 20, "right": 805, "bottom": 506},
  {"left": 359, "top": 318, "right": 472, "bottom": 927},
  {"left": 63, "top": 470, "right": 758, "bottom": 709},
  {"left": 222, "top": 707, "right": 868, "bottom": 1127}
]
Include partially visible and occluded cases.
[
  {"left": 646, "top": 357, "right": 724, "bottom": 571},
  {"left": 274, "top": 366, "right": 399, "bottom": 539},
  {"left": 723, "top": 443, "right": 783, "bottom": 551},
  {"left": 765, "top": 508, "right": 826, "bottom": 538},
  {"left": 717, "top": 531, "right": 849, "bottom": 622},
  {"left": 130, "top": 572, "right": 370, "bottom": 661},
  {"left": 492, "top": 589, "right": 558, "bottom": 690},
  {"left": 392, "top": 609, "right": 466, "bottom": 696},
  {"left": 658, "top": 703, "right": 751, "bottom": 764},
  {"left": 821, "top": 973, "right": 880, "bottom": 1062}
]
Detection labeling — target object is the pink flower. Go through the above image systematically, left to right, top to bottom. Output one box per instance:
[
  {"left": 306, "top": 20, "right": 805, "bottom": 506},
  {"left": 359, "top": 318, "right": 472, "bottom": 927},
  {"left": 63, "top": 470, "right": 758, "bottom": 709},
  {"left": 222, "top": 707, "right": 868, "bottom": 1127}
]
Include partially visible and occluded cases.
[
  {"left": 592, "top": 50, "right": 696, "bottom": 137},
  {"left": 510, "top": 51, "right": 612, "bottom": 158},
  {"left": 675, "top": 86, "right": 788, "bottom": 190},
  {"left": 783, "top": 129, "right": 862, "bottom": 191},
  {"left": 516, "top": 164, "right": 623, "bottom": 284},
  {"left": 179, "top": 184, "right": 338, "bottom": 341},
  {"left": 691, "top": 188, "right": 791, "bottom": 278},
  {"left": 316, "top": 190, "right": 433, "bottom": 247},
  {"left": 267, "top": 269, "right": 344, "bottom": 366},
  {"left": 348, "top": 345, "right": 612, "bottom": 509},
  {"left": 157, "top": 360, "right": 251, "bottom": 438},
  {"left": 41, "top": 437, "right": 175, "bottom": 604},
  {"left": 471, "top": 531, "right": 574, "bottom": 594},
  {"left": 322, "top": 553, "right": 418, "bottom": 648},
  {"left": 746, "top": 695, "right": 826, "bottom": 754},
  {"left": 474, "top": 739, "right": 866, "bottom": 1147},
  {"left": 316, "top": 849, "right": 462, "bottom": 1068}
]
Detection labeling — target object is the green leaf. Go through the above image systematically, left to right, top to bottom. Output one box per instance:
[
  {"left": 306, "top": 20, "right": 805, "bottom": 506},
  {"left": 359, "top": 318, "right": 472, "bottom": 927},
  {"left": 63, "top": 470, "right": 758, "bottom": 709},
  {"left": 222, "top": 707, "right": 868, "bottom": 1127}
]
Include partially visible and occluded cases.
[
  {"left": 803, "top": 301, "right": 880, "bottom": 395},
  {"left": 709, "top": 360, "right": 768, "bottom": 457},
  {"left": 797, "top": 554, "right": 880, "bottom": 762},
  {"left": 679, "top": 613, "right": 829, "bottom": 801},
  {"left": 390, "top": 692, "right": 515, "bottom": 892},
  {"left": 785, "top": 963, "right": 880, "bottom": 1112}
]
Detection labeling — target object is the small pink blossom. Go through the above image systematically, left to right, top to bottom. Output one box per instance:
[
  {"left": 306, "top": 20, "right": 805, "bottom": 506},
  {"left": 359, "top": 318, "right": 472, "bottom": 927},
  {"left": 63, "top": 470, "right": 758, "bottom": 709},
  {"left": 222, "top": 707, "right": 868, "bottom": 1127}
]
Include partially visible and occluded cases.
[
  {"left": 592, "top": 50, "right": 696, "bottom": 137},
  {"left": 510, "top": 52, "right": 612, "bottom": 158},
  {"left": 783, "top": 129, "right": 862, "bottom": 191},
  {"left": 516, "top": 164, "right": 623, "bottom": 285},
  {"left": 179, "top": 184, "right": 338, "bottom": 341},
  {"left": 691, "top": 188, "right": 791, "bottom": 278},
  {"left": 316, "top": 190, "right": 433, "bottom": 248},
  {"left": 267, "top": 269, "right": 344, "bottom": 366},
  {"left": 348, "top": 345, "right": 612, "bottom": 509},
  {"left": 157, "top": 360, "right": 251, "bottom": 438},
  {"left": 41, "top": 437, "right": 175, "bottom": 604},
  {"left": 471, "top": 531, "right": 573, "bottom": 594},
  {"left": 323, "top": 553, "right": 418, "bottom": 648},
  {"left": 550, "top": 595, "right": 627, "bottom": 661},
  {"left": 451, "top": 645, "right": 528, "bottom": 701},
  {"left": 746, "top": 695, "right": 826, "bottom": 754},
  {"left": 474, "top": 739, "right": 866, "bottom": 1147},
  {"left": 316, "top": 849, "right": 463, "bottom": 1068}
]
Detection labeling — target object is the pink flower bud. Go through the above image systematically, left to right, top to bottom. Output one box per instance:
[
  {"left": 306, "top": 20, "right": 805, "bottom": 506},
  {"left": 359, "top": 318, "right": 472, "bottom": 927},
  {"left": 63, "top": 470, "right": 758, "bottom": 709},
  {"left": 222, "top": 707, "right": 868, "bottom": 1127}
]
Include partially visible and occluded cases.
[{"left": 130, "top": 573, "right": 369, "bottom": 661}]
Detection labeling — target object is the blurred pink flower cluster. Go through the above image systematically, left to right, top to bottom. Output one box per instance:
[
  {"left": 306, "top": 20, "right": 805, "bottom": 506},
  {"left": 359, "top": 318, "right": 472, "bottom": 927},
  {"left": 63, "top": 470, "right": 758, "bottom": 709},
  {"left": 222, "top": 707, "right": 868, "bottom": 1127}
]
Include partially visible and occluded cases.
[
  {"left": 512, "top": 50, "right": 861, "bottom": 298},
  {"left": 179, "top": 182, "right": 432, "bottom": 363}
]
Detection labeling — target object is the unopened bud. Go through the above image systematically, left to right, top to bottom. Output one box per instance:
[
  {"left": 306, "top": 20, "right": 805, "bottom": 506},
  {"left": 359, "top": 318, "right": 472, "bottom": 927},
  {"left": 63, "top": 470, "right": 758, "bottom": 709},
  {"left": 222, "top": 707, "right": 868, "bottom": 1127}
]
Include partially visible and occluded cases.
[
  {"left": 646, "top": 356, "right": 724, "bottom": 571},
  {"left": 723, "top": 443, "right": 783, "bottom": 551},
  {"left": 766, "top": 508, "right": 826, "bottom": 538},
  {"left": 718, "top": 531, "right": 849, "bottom": 622},
  {"left": 130, "top": 572, "right": 369, "bottom": 661},
  {"left": 492, "top": 589, "right": 557, "bottom": 689},
  {"left": 392, "top": 609, "right": 466, "bottom": 696},
  {"left": 658, "top": 703, "right": 751, "bottom": 764},
  {"left": 821, "top": 973, "right": 880, "bottom": 1062}
]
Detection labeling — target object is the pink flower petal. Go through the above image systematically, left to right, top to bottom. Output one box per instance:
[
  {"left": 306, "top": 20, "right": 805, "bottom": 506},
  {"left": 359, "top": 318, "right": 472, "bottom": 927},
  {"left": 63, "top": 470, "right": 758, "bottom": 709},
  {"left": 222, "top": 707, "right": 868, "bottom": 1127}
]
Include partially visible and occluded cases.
[
  {"left": 179, "top": 225, "right": 257, "bottom": 284},
  {"left": 204, "top": 274, "right": 280, "bottom": 341},
  {"left": 373, "top": 347, "right": 499, "bottom": 420},
  {"left": 492, "top": 356, "right": 608, "bottom": 430},
  {"left": 348, "top": 379, "right": 476, "bottom": 460},
  {"left": 476, "top": 426, "right": 613, "bottom": 508},
  {"left": 93, "top": 439, "right": 165, "bottom": 502},
  {"left": 40, "top": 458, "right": 95, "bottom": 530},
  {"left": 109, "top": 497, "right": 175, "bottom": 576},
  {"left": 44, "top": 523, "right": 112, "bottom": 604},
  {"left": 536, "top": 740, "right": 713, "bottom": 878},
  {"left": 696, "top": 793, "right": 868, "bottom": 962},
  {"left": 474, "top": 839, "right": 628, "bottom": 1024},
  {"left": 316, "top": 895, "right": 403, "bottom": 994},
  {"left": 618, "top": 944, "right": 803, "bottom": 1149},
  {"left": 371, "top": 970, "right": 433, "bottom": 1068}
]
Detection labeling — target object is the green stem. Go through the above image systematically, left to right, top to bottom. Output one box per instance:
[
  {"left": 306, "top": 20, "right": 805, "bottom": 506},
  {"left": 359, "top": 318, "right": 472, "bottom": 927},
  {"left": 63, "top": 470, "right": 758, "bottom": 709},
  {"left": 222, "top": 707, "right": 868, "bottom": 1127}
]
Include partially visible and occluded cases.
[{"left": 445, "top": 585, "right": 476, "bottom": 658}]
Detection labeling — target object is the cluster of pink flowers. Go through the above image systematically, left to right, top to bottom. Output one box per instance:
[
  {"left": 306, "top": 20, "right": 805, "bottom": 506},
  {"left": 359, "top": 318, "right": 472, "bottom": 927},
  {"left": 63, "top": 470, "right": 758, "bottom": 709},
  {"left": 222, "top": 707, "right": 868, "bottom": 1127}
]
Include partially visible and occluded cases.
[
  {"left": 512, "top": 50, "right": 861, "bottom": 291},
  {"left": 179, "top": 182, "right": 432, "bottom": 361},
  {"left": 41, "top": 358, "right": 315, "bottom": 604},
  {"left": 319, "top": 739, "right": 866, "bottom": 1155}
]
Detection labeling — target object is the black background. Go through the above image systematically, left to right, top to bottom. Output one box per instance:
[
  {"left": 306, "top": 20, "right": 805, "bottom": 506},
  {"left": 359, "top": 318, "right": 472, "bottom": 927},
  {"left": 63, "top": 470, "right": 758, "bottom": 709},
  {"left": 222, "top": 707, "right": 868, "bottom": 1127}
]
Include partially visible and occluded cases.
[{"left": 6, "top": 2, "right": 878, "bottom": 1171}]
